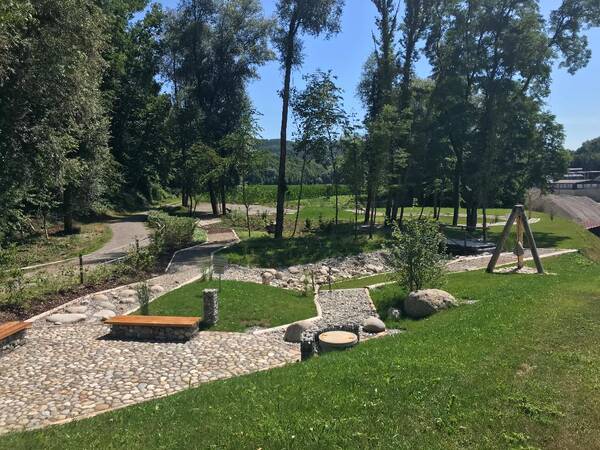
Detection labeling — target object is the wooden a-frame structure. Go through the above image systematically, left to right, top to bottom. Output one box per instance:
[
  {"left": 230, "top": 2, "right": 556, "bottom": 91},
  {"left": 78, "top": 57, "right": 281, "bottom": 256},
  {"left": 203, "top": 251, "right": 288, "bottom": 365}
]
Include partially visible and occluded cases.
[{"left": 486, "top": 204, "right": 544, "bottom": 274}]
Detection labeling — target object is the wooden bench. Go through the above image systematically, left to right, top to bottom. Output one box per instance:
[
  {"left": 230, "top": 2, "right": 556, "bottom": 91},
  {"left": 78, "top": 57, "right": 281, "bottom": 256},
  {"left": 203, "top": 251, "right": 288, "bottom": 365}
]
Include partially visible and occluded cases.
[
  {"left": 105, "top": 315, "right": 201, "bottom": 342},
  {"left": 0, "top": 321, "right": 31, "bottom": 353}
]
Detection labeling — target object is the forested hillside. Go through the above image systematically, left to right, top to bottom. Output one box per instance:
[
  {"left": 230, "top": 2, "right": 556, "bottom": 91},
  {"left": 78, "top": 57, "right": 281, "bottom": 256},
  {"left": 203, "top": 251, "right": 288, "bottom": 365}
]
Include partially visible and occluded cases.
[{"left": 252, "top": 140, "right": 331, "bottom": 185}]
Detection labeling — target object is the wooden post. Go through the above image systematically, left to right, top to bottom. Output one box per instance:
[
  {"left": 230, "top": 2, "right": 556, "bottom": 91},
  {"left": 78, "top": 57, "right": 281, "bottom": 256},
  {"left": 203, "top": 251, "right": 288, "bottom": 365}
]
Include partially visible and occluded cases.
[
  {"left": 486, "top": 206, "right": 519, "bottom": 273},
  {"left": 521, "top": 211, "right": 544, "bottom": 274},
  {"left": 516, "top": 215, "right": 524, "bottom": 269},
  {"left": 79, "top": 254, "right": 84, "bottom": 284}
]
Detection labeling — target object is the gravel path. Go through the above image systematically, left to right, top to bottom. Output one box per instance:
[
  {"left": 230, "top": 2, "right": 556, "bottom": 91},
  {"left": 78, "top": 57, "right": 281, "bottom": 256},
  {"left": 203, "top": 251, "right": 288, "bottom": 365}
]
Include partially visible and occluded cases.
[{"left": 85, "top": 213, "right": 150, "bottom": 264}]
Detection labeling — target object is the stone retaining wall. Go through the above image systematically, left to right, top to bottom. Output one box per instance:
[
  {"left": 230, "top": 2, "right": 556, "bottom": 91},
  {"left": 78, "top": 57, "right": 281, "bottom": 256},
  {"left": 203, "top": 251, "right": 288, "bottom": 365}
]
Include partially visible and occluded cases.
[
  {"left": 108, "top": 324, "right": 198, "bottom": 342},
  {"left": 0, "top": 330, "right": 27, "bottom": 355}
]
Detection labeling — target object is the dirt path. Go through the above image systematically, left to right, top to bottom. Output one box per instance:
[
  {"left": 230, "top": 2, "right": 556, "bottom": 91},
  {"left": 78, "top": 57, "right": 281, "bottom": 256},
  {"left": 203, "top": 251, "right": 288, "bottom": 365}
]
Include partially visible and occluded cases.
[{"left": 84, "top": 213, "right": 150, "bottom": 264}]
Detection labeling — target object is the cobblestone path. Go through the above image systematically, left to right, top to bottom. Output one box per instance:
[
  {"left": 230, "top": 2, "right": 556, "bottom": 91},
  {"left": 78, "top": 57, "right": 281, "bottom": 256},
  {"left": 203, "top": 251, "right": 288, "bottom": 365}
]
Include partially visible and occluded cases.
[{"left": 0, "top": 325, "right": 299, "bottom": 434}]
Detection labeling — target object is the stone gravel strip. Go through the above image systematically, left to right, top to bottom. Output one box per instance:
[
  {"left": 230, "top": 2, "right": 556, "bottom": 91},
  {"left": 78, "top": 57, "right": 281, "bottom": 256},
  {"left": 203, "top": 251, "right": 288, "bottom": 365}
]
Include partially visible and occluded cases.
[{"left": 0, "top": 325, "right": 299, "bottom": 434}]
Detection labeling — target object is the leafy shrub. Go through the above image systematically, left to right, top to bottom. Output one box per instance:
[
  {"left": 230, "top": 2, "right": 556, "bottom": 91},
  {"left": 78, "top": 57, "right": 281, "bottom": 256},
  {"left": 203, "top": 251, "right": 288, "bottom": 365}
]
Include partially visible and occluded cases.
[
  {"left": 148, "top": 211, "right": 200, "bottom": 253},
  {"left": 388, "top": 219, "right": 447, "bottom": 292},
  {"left": 136, "top": 282, "right": 151, "bottom": 315}
]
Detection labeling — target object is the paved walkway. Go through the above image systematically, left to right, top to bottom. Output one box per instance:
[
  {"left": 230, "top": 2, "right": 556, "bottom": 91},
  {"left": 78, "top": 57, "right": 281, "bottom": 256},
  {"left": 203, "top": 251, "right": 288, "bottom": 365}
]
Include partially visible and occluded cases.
[
  {"left": 85, "top": 213, "right": 150, "bottom": 264},
  {"left": 0, "top": 325, "right": 298, "bottom": 433}
]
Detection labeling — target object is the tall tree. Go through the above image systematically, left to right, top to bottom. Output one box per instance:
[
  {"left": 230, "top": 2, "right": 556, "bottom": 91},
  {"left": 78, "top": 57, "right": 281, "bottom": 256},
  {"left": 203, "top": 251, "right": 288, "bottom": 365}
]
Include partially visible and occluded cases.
[
  {"left": 0, "top": 0, "right": 111, "bottom": 234},
  {"left": 272, "top": 0, "right": 345, "bottom": 239},
  {"left": 359, "top": 0, "right": 399, "bottom": 224},
  {"left": 291, "top": 70, "right": 347, "bottom": 234}
]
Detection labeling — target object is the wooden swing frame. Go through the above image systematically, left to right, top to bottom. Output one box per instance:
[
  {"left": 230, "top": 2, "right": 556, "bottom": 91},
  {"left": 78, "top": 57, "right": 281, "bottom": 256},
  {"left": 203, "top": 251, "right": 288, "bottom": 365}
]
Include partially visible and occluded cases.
[{"left": 486, "top": 205, "right": 544, "bottom": 274}]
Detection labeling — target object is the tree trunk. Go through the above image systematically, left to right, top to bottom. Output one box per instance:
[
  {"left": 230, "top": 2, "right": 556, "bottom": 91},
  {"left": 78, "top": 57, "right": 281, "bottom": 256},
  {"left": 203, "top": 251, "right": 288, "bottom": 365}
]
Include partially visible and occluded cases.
[
  {"left": 275, "top": 20, "right": 298, "bottom": 239},
  {"left": 331, "top": 145, "right": 339, "bottom": 227},
  {"left": 452, "top": 152, "right": 462, "bottom": 227},
  {"left": 292, "top": 154, "right": 307, "bottom": 238},
  {"left": 220, "top": 177, "right": 227, "bottom": 216},
  {"left": 242, "top": 180, "right": 251, "bottom": 238},
  {"left": 208, "top": 182, "right": 219, "bottom": 215},
  {"left": 364, "top": 185, "right": 372, "bottom": 224},
  {"left": 63, "top": 186, "right": 74, "bottom": 234},
  {"left": 354, "top": 192, "right": 359, "bottom": 240},
  {"left": 482, "top": 206, "right": 488, "bottom": 242}
]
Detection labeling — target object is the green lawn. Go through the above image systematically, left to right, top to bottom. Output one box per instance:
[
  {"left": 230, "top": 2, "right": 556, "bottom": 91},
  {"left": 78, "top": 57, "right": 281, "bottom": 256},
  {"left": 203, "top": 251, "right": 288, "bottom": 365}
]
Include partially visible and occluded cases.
[
  {"left": 220, "top": 195, "right": 600, "bottom": 268},
  {"left": 7, "top": 222, "right": 112, "bottom": 268},
  {"left": 4, "top": 253, "right": 600, "bottom": 449},
  {"left": 137, "top": 279, "right": 316, "bottom": 332}
]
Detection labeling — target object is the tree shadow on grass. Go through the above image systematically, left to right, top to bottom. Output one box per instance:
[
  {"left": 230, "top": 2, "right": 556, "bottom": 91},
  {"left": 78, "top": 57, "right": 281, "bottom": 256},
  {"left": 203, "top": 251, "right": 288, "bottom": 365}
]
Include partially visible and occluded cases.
[{"left": 224, "top": 224, "right": 390, "bottom": 268}]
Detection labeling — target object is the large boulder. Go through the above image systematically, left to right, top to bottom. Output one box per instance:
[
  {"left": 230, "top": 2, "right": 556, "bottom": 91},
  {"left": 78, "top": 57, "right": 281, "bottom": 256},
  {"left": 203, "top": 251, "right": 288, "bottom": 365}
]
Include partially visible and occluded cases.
[
  {"left": 404, "top": 289, "right": 457, "bottom": 319},
  {"left": 362, "top": 317, "right": 386, "bottom": 333},
  {"left": 283, "top": 319, "right": 314, "bottom": 343}
]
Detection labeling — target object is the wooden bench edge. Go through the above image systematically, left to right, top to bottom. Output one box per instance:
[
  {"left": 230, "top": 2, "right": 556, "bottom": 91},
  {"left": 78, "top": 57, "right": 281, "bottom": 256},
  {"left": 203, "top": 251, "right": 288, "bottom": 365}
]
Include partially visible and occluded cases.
[{"left": 105, "top": 316, "right": 202, "bottom": 328}]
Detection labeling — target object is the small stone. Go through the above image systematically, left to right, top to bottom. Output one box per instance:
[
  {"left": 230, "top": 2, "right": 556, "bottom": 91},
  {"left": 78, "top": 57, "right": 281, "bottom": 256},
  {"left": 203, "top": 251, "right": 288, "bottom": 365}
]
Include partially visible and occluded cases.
[
  {"left": 288, "top": 267, "right": 300, "bottom": 274},
  {"left": 275, "top": 271, "right": 284, "bottom": 280},
  {"left": 261, "top": 272, "right": 274, "bottom": 285},
  {"left": 150, "top": 285, "right": 165, "bottom": 293},
  {"left": 120, "top": 289, "right": 137, "bottom": 298},
  {"left": 93, "top": 294, "right": 109, "bottom": 302},
  {"left": 119, "top": 298, "right": 137, "bottom": 305},
  {"left": 98, "top": 301, "right": 117, "bottom": 310},
  {"left": 65, "top": 306, "right": 87, "bottom": 314},
  {"left": 387, "top": 307, "right": 402, "bottom": 320},
  {"left": 93, "top": 309, "right": 116, "bottom": 321},
  {"left": 46, "top": 313, "right": 87, "bottom": 324},
  {"left": 363, "top": 317, "right": 386, "bottom": 333},
  {"left": 284, "top": 320, "right": 314, "bottom": 343}
]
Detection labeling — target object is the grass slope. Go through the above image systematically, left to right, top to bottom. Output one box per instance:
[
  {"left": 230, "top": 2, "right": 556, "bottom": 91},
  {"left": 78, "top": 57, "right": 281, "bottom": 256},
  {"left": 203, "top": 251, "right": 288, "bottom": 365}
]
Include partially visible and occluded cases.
[
  {"left": 9, "top": 222, "right": 112, "bottom": 268},
  {"left": 4, "top": 254, "right": 600, "bottom": 449},
  {"left": 139, "top": 279, "right": 316, "bottom": 332}
]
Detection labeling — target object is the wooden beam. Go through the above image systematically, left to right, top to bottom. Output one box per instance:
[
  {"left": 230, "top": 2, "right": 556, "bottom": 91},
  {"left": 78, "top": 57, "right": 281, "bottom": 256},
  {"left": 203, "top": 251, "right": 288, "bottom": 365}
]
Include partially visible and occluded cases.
[
  {"left": 486, "top": 206, "right": 520, "bottom": 273},
  {"left": 521, "top": 209, "right": 544, "bottom": 274}
]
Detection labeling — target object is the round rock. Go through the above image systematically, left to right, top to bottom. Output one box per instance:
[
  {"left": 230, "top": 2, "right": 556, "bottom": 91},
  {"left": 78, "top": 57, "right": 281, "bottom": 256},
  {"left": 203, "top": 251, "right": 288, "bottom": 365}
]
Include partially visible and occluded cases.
[
  {"left": 150, "top": 285, "right": 165, "bottom": 294},
  {"left": 120, "top": 289, "right": 137, "bottom": 298},
  {"left": 404, "top": 289, "right": 457, "bottom": 319},
  {"left": 93, "top": 294, "right": 109, "bottom": 302},
  {"left": 119, "top": 297, "right": 137, "bottom": 305},
  {"left": 98, "top": 301, "right": 117, "bottom": 310},
  {"left": 65, "top": 306, "right": 88, "bottom": 314},
  {"left": 387, "top": 307, "right": 402, "bottom": 321},
  {"left": 93, "top": 309, "right": 116, "bottom": 321},
  {"left": 46, "top": 313, "right": 87, "bottom": 325},
  {"left": 363, "top": 317, "right": 386, "bottom": 333},
  {"left": 283, "top": 319, "right": 314, "bottom": 343}
]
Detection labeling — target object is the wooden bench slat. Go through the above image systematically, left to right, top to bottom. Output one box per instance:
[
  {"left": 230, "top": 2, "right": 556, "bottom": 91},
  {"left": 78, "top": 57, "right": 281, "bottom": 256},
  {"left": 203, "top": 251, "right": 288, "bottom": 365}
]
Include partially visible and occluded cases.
[
  {"left": 105, "top": 315, "right": 201, "bottom": 328},
  {"left": 0, "top": 321, "right": 31, "bottom": 341}
]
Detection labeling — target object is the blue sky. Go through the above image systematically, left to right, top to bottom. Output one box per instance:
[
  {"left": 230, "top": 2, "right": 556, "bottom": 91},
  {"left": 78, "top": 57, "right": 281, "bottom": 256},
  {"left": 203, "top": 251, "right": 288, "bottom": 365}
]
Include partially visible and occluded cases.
[{"left": 156, "top": 0, "right": 599, "bottom": 150}]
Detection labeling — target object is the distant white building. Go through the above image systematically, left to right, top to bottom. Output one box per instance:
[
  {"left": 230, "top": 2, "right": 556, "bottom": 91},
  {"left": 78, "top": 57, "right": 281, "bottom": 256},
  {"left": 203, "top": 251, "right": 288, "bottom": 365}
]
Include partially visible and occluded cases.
[{"left": 551, "top": 168, "right": 600, "bottom": 202}]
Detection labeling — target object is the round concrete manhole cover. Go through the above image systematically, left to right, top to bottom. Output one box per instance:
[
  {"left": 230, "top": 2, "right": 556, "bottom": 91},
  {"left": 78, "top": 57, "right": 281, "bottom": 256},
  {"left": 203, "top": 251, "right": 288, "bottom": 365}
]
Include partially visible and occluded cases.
[{"left": 318, "top": 331, "right": 358, "bottom": 352}]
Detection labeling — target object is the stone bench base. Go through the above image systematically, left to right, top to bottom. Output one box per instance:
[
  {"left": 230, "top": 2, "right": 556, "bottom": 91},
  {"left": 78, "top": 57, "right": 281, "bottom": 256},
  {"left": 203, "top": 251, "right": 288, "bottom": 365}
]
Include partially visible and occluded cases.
[
  {"left": 108, "top": 324, "right": 198, "bottom": 342},
  {"left": 0, "top": 330, "right": 28, "bottom": 355}
]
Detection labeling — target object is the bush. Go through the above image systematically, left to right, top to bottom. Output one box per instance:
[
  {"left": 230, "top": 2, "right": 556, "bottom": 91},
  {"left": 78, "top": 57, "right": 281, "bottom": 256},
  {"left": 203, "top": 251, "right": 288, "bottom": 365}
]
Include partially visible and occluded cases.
[
  {"left": 148, "top": 211, "right": 200, "bottom": 253},
  {"left": 388, "top": 219, "right": 447, "bottom": 292},
  {"left": 136, "top": 282, "right": 151, "bottom": 315}
]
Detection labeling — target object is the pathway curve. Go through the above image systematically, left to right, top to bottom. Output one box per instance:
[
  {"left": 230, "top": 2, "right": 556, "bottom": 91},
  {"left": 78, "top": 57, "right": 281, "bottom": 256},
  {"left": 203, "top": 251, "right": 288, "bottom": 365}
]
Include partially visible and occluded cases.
[{"left": 85, "top": 213, "right": 150, "bottom": 264}]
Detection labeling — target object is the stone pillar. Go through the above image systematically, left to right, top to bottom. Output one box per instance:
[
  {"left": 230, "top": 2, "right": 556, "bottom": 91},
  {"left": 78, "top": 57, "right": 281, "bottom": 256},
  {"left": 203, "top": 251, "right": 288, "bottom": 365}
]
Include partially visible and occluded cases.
[{"left": 203, "top": 289, "right": 219, "bottom": 325}]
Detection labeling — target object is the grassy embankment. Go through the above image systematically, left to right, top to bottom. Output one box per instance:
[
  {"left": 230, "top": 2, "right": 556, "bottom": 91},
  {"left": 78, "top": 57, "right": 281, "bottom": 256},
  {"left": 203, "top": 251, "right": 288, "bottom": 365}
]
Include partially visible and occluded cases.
[
  {"left": 4, "top": 253, "right": 600, "bottom": 449},
  {"left": 135, "top": 279, "right": 316, "bottom": 332}
]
